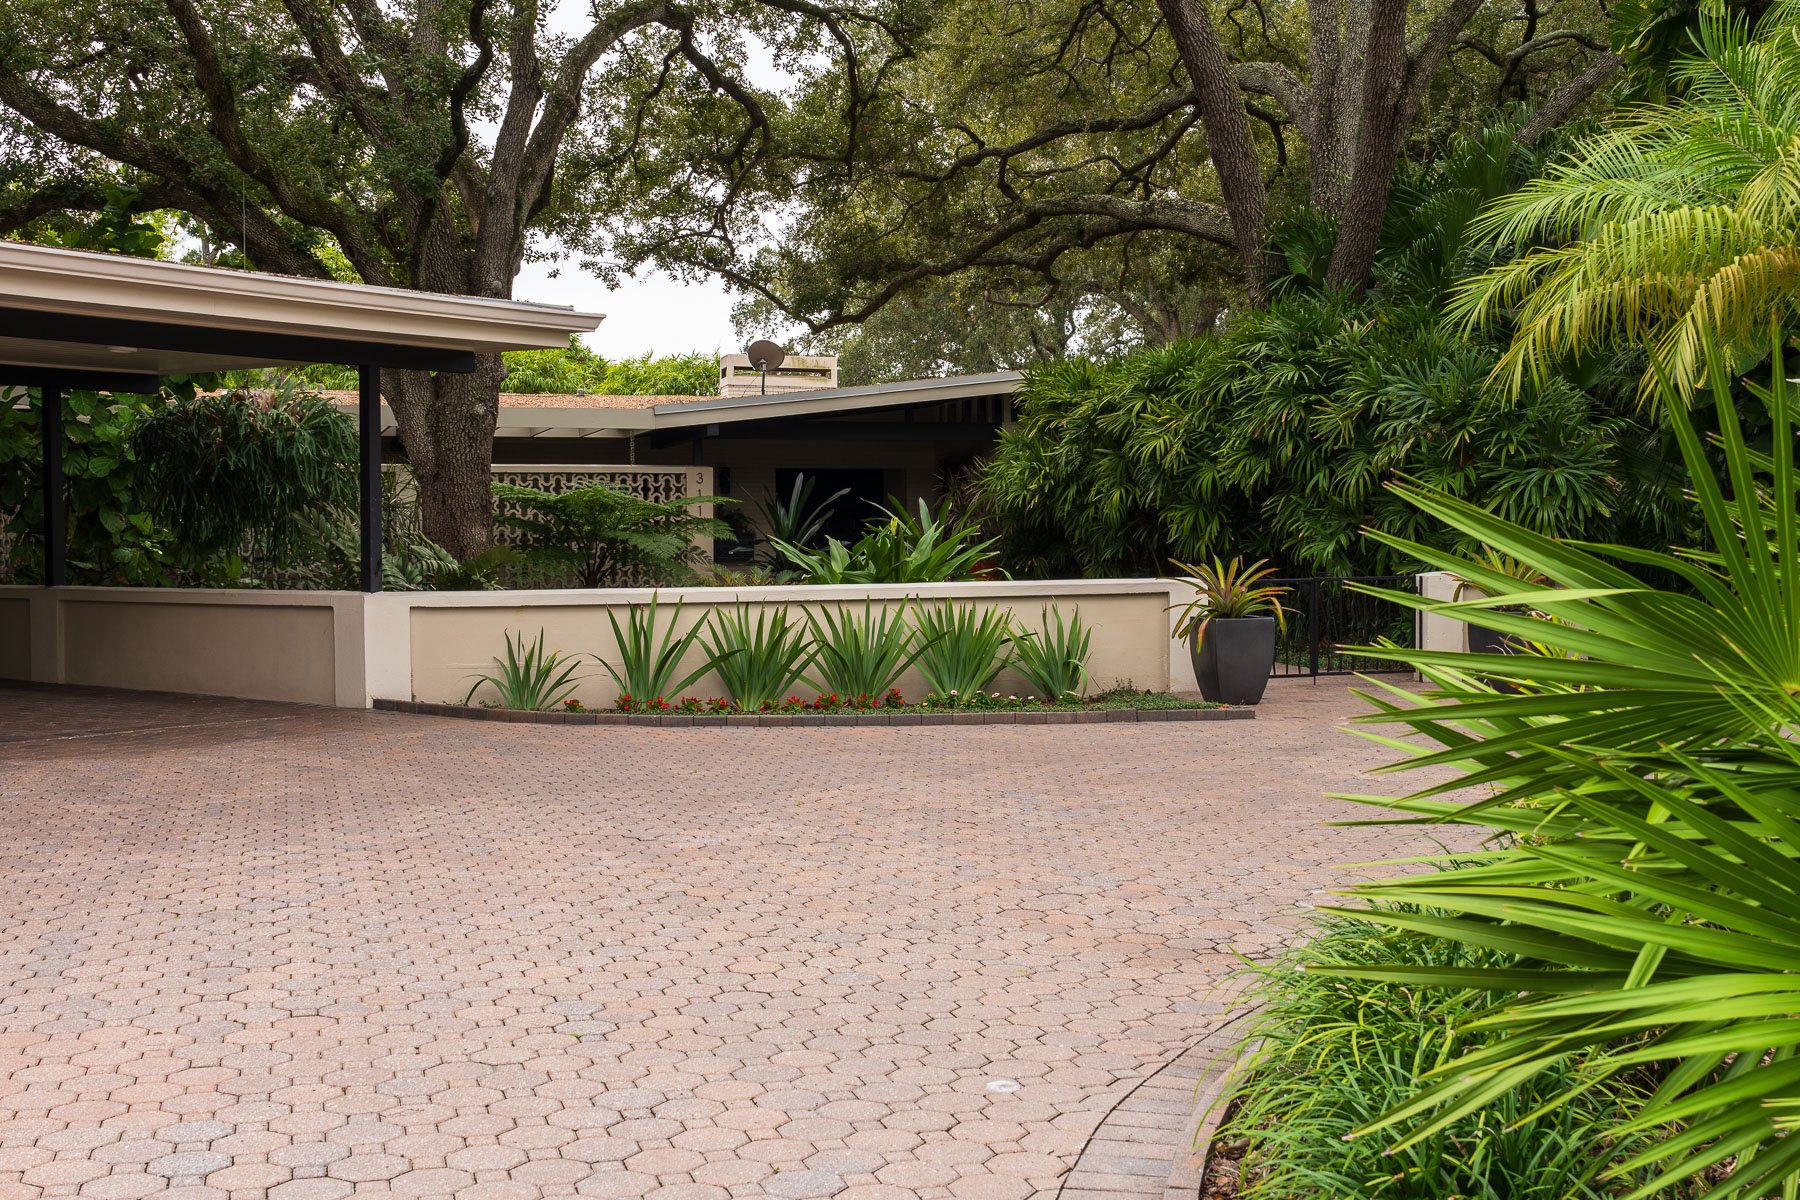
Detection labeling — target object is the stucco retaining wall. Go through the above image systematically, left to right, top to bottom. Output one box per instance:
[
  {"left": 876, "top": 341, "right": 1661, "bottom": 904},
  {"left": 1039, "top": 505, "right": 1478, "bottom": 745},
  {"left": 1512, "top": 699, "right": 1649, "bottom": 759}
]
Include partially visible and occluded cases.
[{"left": 1, "top": 579, "right": 1201, "bottom": 709}]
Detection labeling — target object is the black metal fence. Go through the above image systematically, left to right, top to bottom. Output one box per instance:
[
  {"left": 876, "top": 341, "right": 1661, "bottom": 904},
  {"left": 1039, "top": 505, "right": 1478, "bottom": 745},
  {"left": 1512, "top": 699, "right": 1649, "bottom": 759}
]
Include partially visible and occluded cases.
[{"left": 1268, "top": 576, "right": 1419, "bottom": 677}]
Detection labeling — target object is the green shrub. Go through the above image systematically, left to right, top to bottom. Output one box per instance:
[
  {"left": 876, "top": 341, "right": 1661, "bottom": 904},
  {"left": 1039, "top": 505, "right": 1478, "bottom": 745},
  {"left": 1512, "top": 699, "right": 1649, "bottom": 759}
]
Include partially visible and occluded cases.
[
  {"left": 976, "top": 292, "right": 1680, "bottom": 578},
  {"left": 1329, "top": 329, "right": 1800, "bottom": 1198},
  {"left": 133, "top": 382, "right": 358, "bottom": 570},
  {"left": 772, "top": 500, "right": 998, "bottom": 584},
  {"left": 596, "top": 595, "right": 719, "bottom": 706},
  {"left": 803, "top": 599, "right": 931, "bottom": 701},
  {"left": 913, "top": 604, "right": 1013, "bottom": 697},
  {"left": 701, "top": 606, "right": 817, "bottom": 710},
  {"left": 1010, "top": 606, "right": 1090, "bottom": 700},
  {"left": 463, "top": 629, "right": 585, "bottom": 710},
  {"left": 1223, "top": 914, "right": 1668, "bottom": 1199}
]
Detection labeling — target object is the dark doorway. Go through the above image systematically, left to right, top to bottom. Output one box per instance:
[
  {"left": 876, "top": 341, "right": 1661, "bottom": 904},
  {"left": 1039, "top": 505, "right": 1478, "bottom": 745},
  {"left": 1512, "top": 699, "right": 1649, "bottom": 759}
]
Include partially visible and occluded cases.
[{"left": 777, "top": 468, "right": 886, "bottom": 543}]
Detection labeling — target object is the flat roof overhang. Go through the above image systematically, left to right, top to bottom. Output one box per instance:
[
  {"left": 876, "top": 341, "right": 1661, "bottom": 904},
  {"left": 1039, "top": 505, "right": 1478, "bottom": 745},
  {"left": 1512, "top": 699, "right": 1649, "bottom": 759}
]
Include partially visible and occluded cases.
[
  {"left": 0, "top": 241, "right": 602, "bottom": 384},
  {"left": 355, "top": 370, "right": 1025, "bottom": 439}
]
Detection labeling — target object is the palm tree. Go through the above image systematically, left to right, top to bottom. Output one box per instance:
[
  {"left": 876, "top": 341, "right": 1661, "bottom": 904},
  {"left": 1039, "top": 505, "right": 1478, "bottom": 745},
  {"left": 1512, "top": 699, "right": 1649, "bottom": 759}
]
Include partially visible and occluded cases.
[{"left": 1449, "top": 3, "right": 1800, "bottom": 398}]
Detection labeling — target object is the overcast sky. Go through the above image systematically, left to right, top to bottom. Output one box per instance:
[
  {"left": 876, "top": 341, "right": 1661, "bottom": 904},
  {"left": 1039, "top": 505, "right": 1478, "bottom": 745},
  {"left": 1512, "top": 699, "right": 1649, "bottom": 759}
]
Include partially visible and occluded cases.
[{"left": 513, "top": 255, "right": 741, "bottom": 361}]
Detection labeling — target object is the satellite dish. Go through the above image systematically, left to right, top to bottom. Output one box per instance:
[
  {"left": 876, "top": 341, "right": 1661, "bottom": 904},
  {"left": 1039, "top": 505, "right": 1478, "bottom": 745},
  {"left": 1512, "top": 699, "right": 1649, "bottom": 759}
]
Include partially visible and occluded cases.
[
  {"left": 745, "top": 339, "right": 786, "bottom": 371},
  {"left": 744, "top": 340, "right": 786, "bottom": 395}
]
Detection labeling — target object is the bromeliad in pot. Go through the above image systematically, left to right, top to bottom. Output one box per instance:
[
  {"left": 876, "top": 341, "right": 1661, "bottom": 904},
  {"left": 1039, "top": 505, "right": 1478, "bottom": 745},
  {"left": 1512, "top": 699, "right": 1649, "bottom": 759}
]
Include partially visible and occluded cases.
[{"left": 1168, "top": 557, "right": 1291, "bottom": 706}]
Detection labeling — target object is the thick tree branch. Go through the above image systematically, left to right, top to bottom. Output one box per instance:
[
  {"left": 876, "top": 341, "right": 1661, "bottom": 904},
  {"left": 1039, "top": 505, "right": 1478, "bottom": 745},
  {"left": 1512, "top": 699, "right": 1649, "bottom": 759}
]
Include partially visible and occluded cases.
[
  {"left": 1517, "top": 50, "right": 1622, "bottom": 144},
  {"left": 1232, "top": 61, "right": 1309, "bottom": 126}
]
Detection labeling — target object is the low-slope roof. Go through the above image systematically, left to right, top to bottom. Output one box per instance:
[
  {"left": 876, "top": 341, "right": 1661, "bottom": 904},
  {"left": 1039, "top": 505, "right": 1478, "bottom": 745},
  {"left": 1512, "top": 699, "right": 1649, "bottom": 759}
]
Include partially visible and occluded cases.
[
  {"left": 0, "top": 241, "right": 602, "bottom": 386},
  {"left": 327, "top": 369, "right": 1025, "bottom": 438}
]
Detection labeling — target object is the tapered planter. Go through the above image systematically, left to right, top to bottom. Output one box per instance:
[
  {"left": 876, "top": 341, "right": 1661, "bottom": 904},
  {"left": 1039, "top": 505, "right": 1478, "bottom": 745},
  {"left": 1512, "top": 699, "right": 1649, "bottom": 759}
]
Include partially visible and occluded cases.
[
  {"left": 1190, "top": 616, "right": 1277, "bottom": 706},
  {"left": 1466, "top": 621, "right": 1525, "bottom": 693}
]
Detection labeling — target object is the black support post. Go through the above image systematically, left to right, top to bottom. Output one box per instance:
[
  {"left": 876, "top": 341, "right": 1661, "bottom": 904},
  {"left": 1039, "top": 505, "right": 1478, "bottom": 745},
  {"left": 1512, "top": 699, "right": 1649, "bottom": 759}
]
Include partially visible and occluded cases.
[
  {"left": 357, "top": 365, "right": 383, "bottom": 593},
  {"left": 40, "top": 386, "right": 65, "bottom": 587}
]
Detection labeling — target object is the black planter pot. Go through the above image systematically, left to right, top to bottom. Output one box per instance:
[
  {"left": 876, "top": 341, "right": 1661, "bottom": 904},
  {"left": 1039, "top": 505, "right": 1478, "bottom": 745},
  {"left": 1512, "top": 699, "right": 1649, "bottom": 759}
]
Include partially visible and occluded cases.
[
  {"left": 1190, "top": 616, "right": 1277, "bottom": 706},
  {"left": 1466, "top": 621, "right": 1525, "bottom": 693}
]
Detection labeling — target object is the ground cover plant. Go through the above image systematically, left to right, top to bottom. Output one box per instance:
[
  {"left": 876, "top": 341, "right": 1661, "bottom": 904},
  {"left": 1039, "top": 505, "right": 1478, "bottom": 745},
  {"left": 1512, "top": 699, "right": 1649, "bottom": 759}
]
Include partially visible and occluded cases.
[
  {"left": 1279, "top": 329, "right": 1800, "bottom": 1198},
  {"left": 1216, "top": 914, "right": 1669, "bottom": 1199}
]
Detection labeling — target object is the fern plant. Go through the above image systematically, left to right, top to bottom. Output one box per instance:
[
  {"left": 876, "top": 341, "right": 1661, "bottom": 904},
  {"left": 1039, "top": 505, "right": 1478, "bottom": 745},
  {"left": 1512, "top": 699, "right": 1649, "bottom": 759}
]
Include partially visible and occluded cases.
[
  {"left": 596, "top": 594, "right": 721, "bottom": 705},
  {"left": 913, "top": 604, "right": 1014, "bottom": 696},
  {"left": 701, "top": 605, "right": 817, "bottom": 710},
  {"left": 1010, "top": 606, "right": 1091, "bottom": 700},
  {"left": 463, "top": 629, "right": 585, "bottom": 710}
]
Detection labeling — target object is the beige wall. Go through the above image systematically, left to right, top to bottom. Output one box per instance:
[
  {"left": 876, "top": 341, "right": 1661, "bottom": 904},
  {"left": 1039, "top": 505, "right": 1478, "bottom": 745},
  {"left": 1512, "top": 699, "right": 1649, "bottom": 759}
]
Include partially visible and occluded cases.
[
  {"left": 408, "top": 582, "right": 1178, "bottom": 709},
  {"left": 0, "top": 586, "right": 363, "bottom": 706},
  {"left": 0, "top": 597, "right": 29, "bottom": 681},
  {"left": 62, "top": 600, "right": 337, "bottom": 704}
]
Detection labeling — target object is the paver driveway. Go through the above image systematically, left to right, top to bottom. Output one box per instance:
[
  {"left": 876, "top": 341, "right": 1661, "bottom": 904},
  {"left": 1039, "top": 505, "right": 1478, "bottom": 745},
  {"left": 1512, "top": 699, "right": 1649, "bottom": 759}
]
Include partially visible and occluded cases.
[{"left": 1, "top": 681, "right": 1440, "bottom": 1200}]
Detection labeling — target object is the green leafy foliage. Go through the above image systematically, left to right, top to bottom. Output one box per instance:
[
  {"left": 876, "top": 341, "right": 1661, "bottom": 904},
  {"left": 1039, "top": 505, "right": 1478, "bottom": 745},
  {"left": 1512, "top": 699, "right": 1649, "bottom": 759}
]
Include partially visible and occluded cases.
[
  {"left": 1450, "top": 3, "right": 1800, "bottom": 397},
  {"left": 978, "top": 292, "right": 1678, "bottom": 578},
  {"left": 1325, "top": 329, "right": 1800, "bottom": 1199},
  {"left": 132, "top": 382, "right": 358, "bottom": 572},
  {"left": 0, "top": 387, "right": 168, "bottom": 584},
  {"left": 754, "top": 475, "right": 849, "bottom": 572},
  {"left": 494, "top": 483, "right": 731, "bottom": 588},
  {"left": 772, "top": 500, "right": 1000, "bottom": 584},
  {"left": 596, "top": 594, "right": 719, "bottom": 706},
  {"left": 803, "top": 600, "right": 932, "bottom": 700},
  {"left": 700, "top": 605, "right": 818, "bottom": 710},
  {"left": 912, "top": 605, "right": 1014, "bottom": 697},
  {"left": 1009, "top": 607, "right": 1090, "bottom": 700},
  {"left": 463, "top": 630, "right": 586, "bottom": 710},
  {"left": 1222, "top": 914, "right": 1670, "bottom": 1199}
]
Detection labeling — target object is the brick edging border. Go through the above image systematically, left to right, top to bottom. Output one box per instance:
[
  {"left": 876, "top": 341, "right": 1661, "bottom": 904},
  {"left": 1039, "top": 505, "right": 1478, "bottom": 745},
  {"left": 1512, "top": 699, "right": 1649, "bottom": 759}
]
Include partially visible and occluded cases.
[
  {"left": 372, "top": 699, "right": 1255, "bottom": 726},
  {"left": 1057, "top": 998, "right": 1257, "bottom": 1200}
]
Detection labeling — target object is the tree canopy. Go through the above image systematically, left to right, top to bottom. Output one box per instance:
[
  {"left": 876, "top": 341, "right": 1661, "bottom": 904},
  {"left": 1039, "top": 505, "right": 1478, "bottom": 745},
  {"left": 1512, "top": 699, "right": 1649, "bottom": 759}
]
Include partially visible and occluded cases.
[{"left": 590, "top": 0, "right": 1624, "bottom": 348}]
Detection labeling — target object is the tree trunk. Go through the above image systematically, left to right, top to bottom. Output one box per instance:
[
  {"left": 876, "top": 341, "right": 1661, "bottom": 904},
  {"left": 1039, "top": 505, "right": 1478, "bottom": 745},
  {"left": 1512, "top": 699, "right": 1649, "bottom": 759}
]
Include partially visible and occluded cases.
[
  {"left": 1157, "top": 0, "right": 1282, "bottom": 301},
  {"left": 1322, "top": 0, "right": 1407, "bottom": 292},
  {"left": 384, "top": 354, "right": 507, "bottom": 559}
]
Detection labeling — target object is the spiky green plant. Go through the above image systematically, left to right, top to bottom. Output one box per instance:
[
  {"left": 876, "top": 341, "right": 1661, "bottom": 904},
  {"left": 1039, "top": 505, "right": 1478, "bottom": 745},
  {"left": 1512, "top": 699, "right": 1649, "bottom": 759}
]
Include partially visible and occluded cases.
[
  {"left": 1449, "top": 3, "right": 1800, "bottom": 398},
  {"left": 1328, "top": 327, "right": 1800, "bottom": 1199},
  {"left": 771, "top": 500, "right": 998, "bottom": 584},
  {"left": 1167, "top": 556, "right": 1291, "bottom": 645},
  {"left": 595, "top": 594, "right": 721, "bottom": 704},
  {"left": 802, "top": 599, "right": 931, "bottom": 700},
  {"left": 912, "top": 604, "right": 1014, "bottom": 697},
  {"left": 701, "top": 605, "right": 817, "bottom": 710},
  {"left": 1009, "top": 606, "right": 1090, "bottom": 700},
  {"left": 463, "top": 629, "right": 586, "bottom": 710}
]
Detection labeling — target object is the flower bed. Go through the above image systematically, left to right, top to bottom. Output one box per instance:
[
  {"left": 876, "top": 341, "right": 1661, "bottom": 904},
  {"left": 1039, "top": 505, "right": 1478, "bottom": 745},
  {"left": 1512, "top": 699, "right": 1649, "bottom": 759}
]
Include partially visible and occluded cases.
[{"left": 375, "top": 687, "right": 1246, "bottom": 727}]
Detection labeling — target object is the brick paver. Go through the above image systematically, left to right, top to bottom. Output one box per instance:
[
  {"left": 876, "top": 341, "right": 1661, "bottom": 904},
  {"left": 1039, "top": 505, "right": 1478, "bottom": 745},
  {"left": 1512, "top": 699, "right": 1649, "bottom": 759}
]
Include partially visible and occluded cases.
[{"left": 1, "top": 679, "right": 1438, "bottom": 1199}]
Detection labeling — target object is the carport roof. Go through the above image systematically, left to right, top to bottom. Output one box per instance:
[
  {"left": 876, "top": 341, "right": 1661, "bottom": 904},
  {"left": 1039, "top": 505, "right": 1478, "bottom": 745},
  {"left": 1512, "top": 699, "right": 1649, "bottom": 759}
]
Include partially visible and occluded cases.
[{"left": 0, "top": 240, "right": 602, "bottom": 388}]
